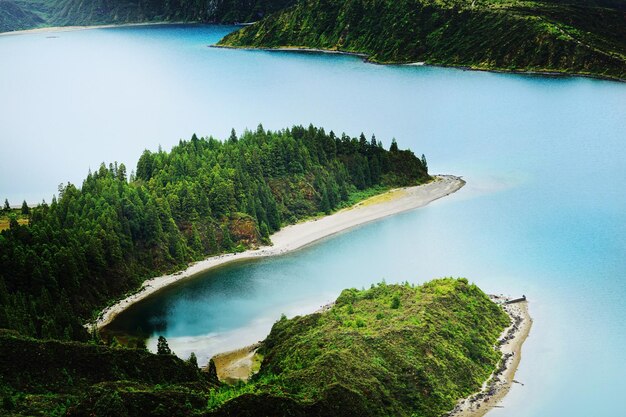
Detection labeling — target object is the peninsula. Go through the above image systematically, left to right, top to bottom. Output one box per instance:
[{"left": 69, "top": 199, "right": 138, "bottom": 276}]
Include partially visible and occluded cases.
[
  {"left": 0, "top": 125, "right": 432, "bottom": 341},
  {"left": 93, "top": 174, "right": 464, "bottom": 330},
  {"left": 204, "top": 278, "right": 527, "bottom": 416}
]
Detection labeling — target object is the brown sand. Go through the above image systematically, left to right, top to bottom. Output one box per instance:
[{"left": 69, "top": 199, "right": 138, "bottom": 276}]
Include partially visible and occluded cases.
[{"left": 210, "top": 343, "right": 261, "bottom": 384}]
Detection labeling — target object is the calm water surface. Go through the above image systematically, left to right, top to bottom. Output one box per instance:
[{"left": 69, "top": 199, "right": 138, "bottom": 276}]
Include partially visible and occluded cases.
[{"left": 1, "top": 25, "right": 625, "bottom": 417}]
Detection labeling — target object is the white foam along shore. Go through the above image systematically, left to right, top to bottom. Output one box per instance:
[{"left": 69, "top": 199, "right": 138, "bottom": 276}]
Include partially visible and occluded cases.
[{"left": 90, "top": 175, "right": 465, "bottom": 330}]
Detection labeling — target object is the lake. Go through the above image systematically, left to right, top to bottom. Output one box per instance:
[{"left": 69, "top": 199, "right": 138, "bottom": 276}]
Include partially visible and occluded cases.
[{"left": 1, "top": 24, "right": 625, "bottom": 417}]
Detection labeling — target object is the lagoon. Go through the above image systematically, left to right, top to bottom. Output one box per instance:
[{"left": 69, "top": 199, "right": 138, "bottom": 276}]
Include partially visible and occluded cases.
[{"left": 1, "top": 24, "right": 625, "bottom": 417}]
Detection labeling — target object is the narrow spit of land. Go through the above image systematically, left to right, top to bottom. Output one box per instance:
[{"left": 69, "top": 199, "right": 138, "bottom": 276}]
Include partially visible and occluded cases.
[{"left": 92, "top": 175, "right": 464, "bottom": 330}]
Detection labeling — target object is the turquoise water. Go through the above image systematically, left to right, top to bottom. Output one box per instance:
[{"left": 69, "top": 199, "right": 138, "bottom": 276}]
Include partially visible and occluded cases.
[{"left": 2, "top": 24, "right": 626, "bottom": 416}]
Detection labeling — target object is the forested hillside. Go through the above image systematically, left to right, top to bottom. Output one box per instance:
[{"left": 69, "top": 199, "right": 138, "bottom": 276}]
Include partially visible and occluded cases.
[
  {"left": 0, "top": 0, "right": 295, "bottom": 32},
  {"left": 0, "top": 0, "right": 44, "bottom": 32},
  {"left": 5, "top": 0, "right": 625, "bottom": 81},
  {"left": 48, "top": 0, "right": 295, "bottom": 26},
  {"left": 218, "top": 0, "right": 626, "bottom": 80},
  {"left": 0, "top": 125, "right": 429, "bottom": 341}
]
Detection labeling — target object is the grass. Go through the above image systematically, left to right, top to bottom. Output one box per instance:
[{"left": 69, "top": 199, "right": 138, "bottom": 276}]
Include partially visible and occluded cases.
[{"left": 202, "top": 278, "right": 511, "bottom": 416}]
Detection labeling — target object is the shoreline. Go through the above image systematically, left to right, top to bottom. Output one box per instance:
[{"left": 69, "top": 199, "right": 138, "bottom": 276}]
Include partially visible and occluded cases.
[
  {"left": 0, "top": 21, "right": 196, "bottom": 37},
  {"left": 4, "top": 23, "right": 621, "bottom": 82},
  {"left": 213, "top": 44, "right": 625, "bottom": 83},
  {"left": 90, "top": 175, "right": 464, "bottom": 330},
  {"left": 447, "top": 297, "right": 533, "bottom": 417},
  {"left": 208, "top": 301, "right": 335, "bottom": 382}
]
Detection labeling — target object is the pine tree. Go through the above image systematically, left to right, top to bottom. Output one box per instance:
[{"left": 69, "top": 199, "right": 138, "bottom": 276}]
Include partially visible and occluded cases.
[
  {"left": 229, "top": 128, "right": 238, "bottom": 143},
  {"left": 390, "top": 139, "right": 398, "bottom": 152},
  {"left": 3, "top": 198, "right": 9, "bottom": 213},
  {"left": 21, "top": 200, "right": 29, "bottom": 215},
  {"left": 221, "top": 224, "right": 233, "bottom": 251},
  {"left": 157, "top": 335, "right": 172, "bottom": 355},
  {"left": 188, "top": 352, "right": 198, "bottom": 368}
]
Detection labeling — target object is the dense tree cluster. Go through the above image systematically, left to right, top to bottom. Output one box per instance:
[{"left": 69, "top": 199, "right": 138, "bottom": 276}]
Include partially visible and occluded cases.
[{"left": 0, "top": 125, "right": 429, "bottom": 340}]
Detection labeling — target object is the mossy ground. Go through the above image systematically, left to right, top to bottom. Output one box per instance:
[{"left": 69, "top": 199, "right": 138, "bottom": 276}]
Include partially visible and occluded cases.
[{"left": 208, "top": 278, "right": 510, "bottom": 416}]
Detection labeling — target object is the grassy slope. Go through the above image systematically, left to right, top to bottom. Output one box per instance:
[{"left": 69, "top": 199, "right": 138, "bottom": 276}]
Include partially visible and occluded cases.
[
  {"left": 218, "top": 0, "right": 626, "bottom": 80},
  {"left": 209, "top": 278, "right": 510, "bottom": 417},
  {"left": 0, "top": 329, "right": 219, "bottom": 416}
]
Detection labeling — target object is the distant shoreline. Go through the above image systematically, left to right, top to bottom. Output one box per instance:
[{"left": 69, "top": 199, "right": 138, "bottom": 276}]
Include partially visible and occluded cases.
[
  {"left": 0, "top": 21, "right": 195, "bottom": 37},
  {"left": 4, "top": 24, "right": 620, "bottom": 82},
  {"left": 213, "top": 44, "right": 625, "bottom": 83},
  {"left": 90, "top": 175, "right": 465, "bottom": 331}
]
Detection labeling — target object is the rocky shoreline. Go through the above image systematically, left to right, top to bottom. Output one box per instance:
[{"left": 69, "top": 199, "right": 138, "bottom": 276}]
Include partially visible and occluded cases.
[{"left": 447, "top": 296, "right": 532, "bottom": 417}]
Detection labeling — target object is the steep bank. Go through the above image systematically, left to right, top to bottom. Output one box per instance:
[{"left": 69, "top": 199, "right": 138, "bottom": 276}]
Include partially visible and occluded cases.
[
  {"left": 0, "top": 0, "right": 44, "bottom": 33},
  {"left": 218, "top": 0, "right": 626, "bottom": 81},
  {"left": 94, "top": 175, "right": 464, "bottom": 330}
]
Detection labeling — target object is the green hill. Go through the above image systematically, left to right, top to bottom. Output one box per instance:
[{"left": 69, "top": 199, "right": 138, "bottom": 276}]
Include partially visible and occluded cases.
[
  {"left": 0, "top": 0, "right": 45, "bottom": 32},
  {"left": 47, "top": 0, "right": 295, "bottom": 26},
  {"left": 218, "top": 0, "right": 626, "bottom": 80},
  {"left": 208, "top": 278, "right": 510, "bottom": 416}
]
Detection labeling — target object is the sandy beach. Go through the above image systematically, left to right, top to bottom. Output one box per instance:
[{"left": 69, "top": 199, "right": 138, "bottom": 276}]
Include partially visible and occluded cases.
[
  {"left": 90, "top": 175, "right": 464, "bottom": 330},
  {"left": 447, "top": 297, "right": 533, "bottom": 417},
  {"left": 211, "top": 343, "right": 261, "bottom": 384}
]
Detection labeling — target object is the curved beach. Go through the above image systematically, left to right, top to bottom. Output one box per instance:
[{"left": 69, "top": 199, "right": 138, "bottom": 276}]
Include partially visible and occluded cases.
[{"left": 91, "top": 174, "right": 464, "bottom": 330}]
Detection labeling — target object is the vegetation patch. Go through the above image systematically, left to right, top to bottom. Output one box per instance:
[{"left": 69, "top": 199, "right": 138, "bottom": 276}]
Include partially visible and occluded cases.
[
  {"left": 218, "top": 0, "right": 626, "bottom": 80},
  {"left": 0, "top": 125, "right": 429, "bottom": 341},
  {"left": 207, "top": 278, "right": 510, "bottom": 416}
]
